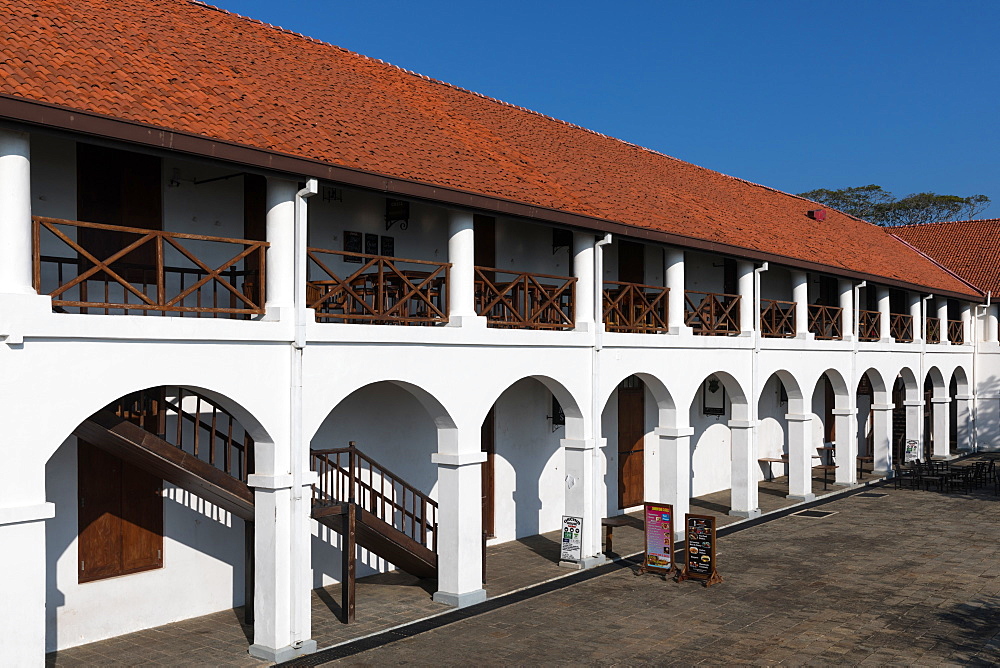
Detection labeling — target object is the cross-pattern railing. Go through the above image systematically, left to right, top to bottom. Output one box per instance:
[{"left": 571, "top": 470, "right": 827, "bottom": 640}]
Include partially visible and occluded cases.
[
  {"left": 33, "top": 217, "right": 266, "bottom": 317},
  {"left": 307, "top": 249, "right": 449, "bottom": 325},
  {"left": 475, "top": 267, "right": 576, "bottom": 330},
  {"left": 603, "top": 281, "right": 668, "bottom": 333},
  {"left": 684, "top": 291, "right": 740, "bottom": 336},
  {"left": 759, "top": 299, "right": 795, "bottom": 338},
  {"left": 808, "top": 304, "right": 843, "bottom": 340},
  {"left": 858, "top": 310, "right": 881, "bottom": 342},
  {"left": 890, "top": 313, "right": 914, "bottom": 343},
  {"left": 926, "top": 317, "right": 941, "bottom": 344},
  {"left": 948, "top": 319, "right": 964, "bottom": 344},
  {"left": 109, "top": 386, "right": 254, "bottom": 482},
  {"left": 311, "top": 444, "right": 437, "bottom": 553}
]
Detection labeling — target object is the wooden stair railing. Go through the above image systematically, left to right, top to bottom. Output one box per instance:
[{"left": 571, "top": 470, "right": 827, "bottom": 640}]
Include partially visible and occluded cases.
[
  {"left": 602, "top": 281, "right": 669, "bottom": 333},
  {"left": 684, "top": 291, "right": 741, "bottom": 336},
  {"left": 760, "top": 299, "right": 795, "bottom": 338},
  {"left": 808, "top": 304, "right": 843, "bottom": 340},
  {"left": 858, "top": 310, "right": 881, "bottom": 342},
  {"left": 890, "top": 313, "right": 914, "bottom": 343},
  {"left": 926, "top": 317, "right": 941, "bottom": 344}
]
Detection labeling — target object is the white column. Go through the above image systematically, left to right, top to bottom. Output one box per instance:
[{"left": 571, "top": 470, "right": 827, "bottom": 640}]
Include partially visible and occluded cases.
[
  {"left": 0, "top": 129, "right": 34, "bottom": 295},
  {"left": 265, "top": 178, "right": 298, "bottom": 314},
  {"left": 447, "top": 211, "right": 482, "bottom": 326},
  {"left": 572, "top": 231, "right": 595, "bottom": 331},
  {"left": 665, "top": 248, "right": 689, "bottom": 334},
  {"left": 737, "top": 260, "right": 754, "bottom": 334},
  {"left": 791, "top": 271, "right": 810, "bottom": 338},
  {"left": 838, "top": 278, "right": 854, "bottom": 341},
  {"left": 876, "top": 286, "right": 891, "bottom": 342},
  {"left": 909, "top": 293, "right": 922, "bottom": 343},
  {"left": 937, "top": 299, "right": 950, "bottom": 345},
  {"left": 961, "top": 303, "right": 972, "bottom": 345},
  {"left": 986, "top": 304, "right": 999, "bottom": 343},
  {"left": 955, "top": 394, "right": 974, "bottom": 453},
  {"left": 931, "top": 397, "right": 951, "bottom": 458},
  {"left": 903, "top": 399, "right": 924, "bottom": 460},
  {"left": 871, "top": 404, "right": 894, "bottom": 472},
  {"left": 833, "top": 408, "right": 857, "bottom": 485},
  {"left": 785, "top": 414, "right": 814, "bottom": 501},
  {"left": 728, "top": 421, "right": 760, "bottom": 518},
  {"left": 654, "top": 427, "right": 692, "bottom": 540},
  {"left": 432, "top": 429, "right": 487, "bottom": 606},
  {"left": 560, "top": 438, "right": 604, "bottom": 567},
  {"left": 0, "top": 501, "right": 54, "bottom": 665}
]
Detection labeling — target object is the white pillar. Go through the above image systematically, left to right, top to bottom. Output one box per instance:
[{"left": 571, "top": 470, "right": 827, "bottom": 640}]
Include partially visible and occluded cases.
[
  {"left": 0, "top": 129, "right": 35, "bottom": 295},
  {"left": 265, "top": 178, "right": 298, "bottom": 313},
  {"left": 447, "top": 211, "right": 481, "bottom": 326},
  {"left": 572, "top": 231, "right": 595, "bottom": 331},
  {"left": 665, "top": 248, "right": 689, "bottom": 334},
  {"left": 737, "top": 260, "right": 754, "bottom": 334},
  {"left": 791, "top": 271, "right": 810, "bottom": 338},
  {"left": 838, "top": 279, "right": 854, "bottom": 341},
  {"left": 877, "top": 286, "right": 891, "bottom": 342},
  {"left": 909, "top": 293, "right": 922, "bottom": 343},
  {"left": 937, "top": 299, "right": 950, "bottom": 345},
  {"left": 961, "top": 303, "right": 972, "bottom": 345},
  {"left": 986, "top": 304, "right": 999, "bottom": 343},
  {"left": 955, "top": 394, "right": 974, "bottom": 453},
  {"left": 931, "top": 397, "right": 951, "bottom": 458},
  {"left": 903, "top": 399, "right": 924, "bottom": 460},
  {"left": 871, "top": 405, "right": 894, "bottom": 472},
  {"left": 833, "top": 408, "right": 857, "bottom": 485},
  {"left": 785, "top": 414, "right": 814, "bottom": 501},
  {"left": 728, "top": 421, "right": 760, "bottom": 518},
  {"left": 654, "top": 427, "right": 692, "bottom": 540},
  {"left": 432, "top": 429, "right": 487, "bottom": 606},
  {"left": 560, "top": 438, "right": 604, "bottom": 567},
  {"left": 0, "top": 501, "right": 53, "bottom": 665}
]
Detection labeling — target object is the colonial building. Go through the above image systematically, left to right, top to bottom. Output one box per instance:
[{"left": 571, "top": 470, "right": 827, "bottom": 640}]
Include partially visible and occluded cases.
[{"left": 0, "top": 0, "right": 994, "bottom": 664}]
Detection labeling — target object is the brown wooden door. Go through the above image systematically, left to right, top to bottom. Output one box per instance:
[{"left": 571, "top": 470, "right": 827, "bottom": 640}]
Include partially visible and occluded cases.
[
  {"left": 473, "top": 215, "right": 496, "bottom": 269},
  {"left": 617, "top": 240, "right": 644, "bottom": 284},
  {"left": 617, "top": 376, "right": 645, "bottom": 508},
  {"left": 481, "top": 406, "right": 496, "bottom": 538}
]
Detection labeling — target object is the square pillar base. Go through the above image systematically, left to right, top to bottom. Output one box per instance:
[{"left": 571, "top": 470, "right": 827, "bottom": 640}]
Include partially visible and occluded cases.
[
  {"left": 445, "top": 314, "right": 488, "bottom": 329},
  {"left": 786, "top": 493, "right": 816, "bottom": 502},
  {"left": 728, "top": 508, "right": 761, "bottom": 519},
  {"left": 559, "top": 554, "right": 608, "bottom": 570},
  {"left": 433, "top": 588, "right": 487, "bottom": 608},
  {"left": 249, "top": 639, "right": 317, "bottom": 663}
]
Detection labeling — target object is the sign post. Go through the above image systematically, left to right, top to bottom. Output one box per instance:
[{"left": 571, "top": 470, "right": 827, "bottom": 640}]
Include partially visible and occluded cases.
[
  {"left": 638, "top": 502, "right": 675, "bottom": 576},
  {"left": 675, "top": 513, "right": 722, "bottom": 587},
  {"left": 559, "top": 515, "right": 583, "bottom": 563}
]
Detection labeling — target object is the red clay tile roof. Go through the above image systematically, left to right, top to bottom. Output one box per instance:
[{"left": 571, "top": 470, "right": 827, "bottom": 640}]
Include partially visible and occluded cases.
[
  {"left": 0, "top": 0, "right": 981, "bottom": 299},
  {"left": 892, "top": 219, "right": 1000, "bottom": 297}
]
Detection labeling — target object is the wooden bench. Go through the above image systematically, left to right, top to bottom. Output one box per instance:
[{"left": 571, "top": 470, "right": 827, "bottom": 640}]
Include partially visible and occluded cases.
[
  {"left": 813, "top": 464, "right": 837, "bottom": 490},
  {"left": 602, "top": 515, "right": 631, "bottom": 555}
]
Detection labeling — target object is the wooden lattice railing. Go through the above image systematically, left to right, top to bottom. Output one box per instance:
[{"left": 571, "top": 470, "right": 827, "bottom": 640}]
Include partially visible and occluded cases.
[
  {"left": 33, "top": 217, "right": 266, "bottom": 317},
  {"left": 307, "top": 249, "right": 449, "bottom": 325},
  {"left": 475, "top": 267, "right": 576, "bottom": 330},
  {"left": 603, "top": 281, "right": 668, "bottom": 333},
  {"left": 684, "top": 291, "right": 740, "bottom": 336},
  {"left": 760, "top": 299, "right": 795, "bottom": 338},
  {"left": 808, "top": 304, "right": 843, "bottom": 340},
  {"left": 858, "top": 310, "right": 881, "bottom": 342},
  {"left": 890, "top": 313, "right": 914, "bottom": 343},
  {"left": 926, "top": 317, "right": 941, "bottom": 344},
  {"left": 948, "top": 319, "right": 964, "bottom": 344},
  {"left": 109, "top": 386, "right": 254, "bottom": 482},
  {"left": 311, "top": 444, "right": 437, "bottom": 553}
]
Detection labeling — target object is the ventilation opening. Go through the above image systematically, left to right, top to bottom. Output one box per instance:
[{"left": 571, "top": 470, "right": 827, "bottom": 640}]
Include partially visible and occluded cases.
[{"left": 791, "top": 509, "right": 838, "bottom": 518}]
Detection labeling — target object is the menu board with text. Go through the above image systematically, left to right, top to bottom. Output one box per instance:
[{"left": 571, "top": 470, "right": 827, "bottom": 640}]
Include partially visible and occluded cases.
[
  {"left": 641, "top": 503, "right": 674, "bottom": 574},
  {"left": 676, "top": 513, "right": 723, "bottom": 587}
]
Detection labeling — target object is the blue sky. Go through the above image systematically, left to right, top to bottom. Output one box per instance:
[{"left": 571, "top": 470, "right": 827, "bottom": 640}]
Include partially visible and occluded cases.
[{"left": 210, "top": 0, "right": 1000, "bottom": 219}]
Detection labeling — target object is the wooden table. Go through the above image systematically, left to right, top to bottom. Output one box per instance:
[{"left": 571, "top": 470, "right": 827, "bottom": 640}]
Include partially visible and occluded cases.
[
  {"left": 817, "top": 445, "right": 836, "bottom": 466},
  {"left": 856, "top": 455, "right": 874, "bottom": 480},
  {"left": 758, "top": 457, "right": 786, "bottom": 481},
  {"left": 813, "top": 464, "right": 838, "bottom": 490},
  {"left": 602, "top": 515, "right": 631, "bottom": 555}
]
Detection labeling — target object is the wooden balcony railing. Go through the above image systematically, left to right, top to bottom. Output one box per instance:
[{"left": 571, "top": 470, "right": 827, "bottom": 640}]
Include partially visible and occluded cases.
[
  {"left": 33, "top": 216, "right": 266, "bottom": 317},
  {"left": 307, "top": 248, "right": 449, "bottom": 325},
  {"left": 475, "top": 267, "right": 576, "bottom": 330},
  {"left": 603, "top": 281, "right": 669, "bottom": 333},
  {"left": 684, "top": 291, "right": 741, "bottom": 336},
  {"left": 760, "top": 299, "right": 795, "bottom": 338},
  {"left": 808, "top": 304, "right": 843, "bottom": 340},
  {"left": 858, "top": 310, "right": 881, "bottom": 342},
  {"left": 890, "top": 313, "right": 914, "bottom": 343},
  {"left": 926, "top": 317, "right": 941, "bottom": 344},
  {"left": 948, "top": 319, "right": 964, "bottom": 344},
  {"left": 311, "top": 444, "right": 437, "bottom": 553}
]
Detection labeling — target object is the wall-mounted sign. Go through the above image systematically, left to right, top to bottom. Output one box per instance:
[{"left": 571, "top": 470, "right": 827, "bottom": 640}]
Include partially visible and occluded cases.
[
  {"left": 343, "top": 230, "right": 363, "bottom": 263},
  {"left": 364, "top": 233, "right": 379, "bottom": 256},
  {"left": 702, "top": 377, "right": 726, "bottom": 416},
  {"left": 639, "top": 502, "right": 674, "bottom": 575},
  {"left": 676, "top": 513, "right": 723, "bottom": 587},
  {"left": 560, "top": 515, "right": 583, "bottom": 562}
]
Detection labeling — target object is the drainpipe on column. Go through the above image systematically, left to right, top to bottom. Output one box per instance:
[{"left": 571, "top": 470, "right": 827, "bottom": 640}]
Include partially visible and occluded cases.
[
  {"left": 290, "top": 178, "right": 317, "bottom": 648},
  {"left": 592, "top": 234, "right": 612, "bottom": 528},
  {"left": 752, "top": 263, "right": 768, "bottom": 481},
  {"left": 971, "top": 292, "right": 989, "bottom": 452}
]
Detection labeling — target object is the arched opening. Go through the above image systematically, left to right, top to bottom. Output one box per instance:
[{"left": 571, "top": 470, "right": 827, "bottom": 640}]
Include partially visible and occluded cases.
[
  {"left": 950, "top": 366, "right": 972, "bottom": 453},
  {"left": 893, "top": 367, "right": 919, "bottom": 464},
  {"left": 924, "top": 367, "right": 947, "bottom": 460},
  {"left": 810, "top": 370, "right": 849, "bottom": 488},
  {"left": 756, "top": 371, "right": 805, "bottom": 494},
  {"left": 688, "top": 372, "right": 751, "bottom": 516}
]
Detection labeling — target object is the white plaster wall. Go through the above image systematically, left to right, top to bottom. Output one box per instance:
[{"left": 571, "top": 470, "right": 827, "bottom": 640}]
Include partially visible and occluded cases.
[
  {"left": 495, "top": 216, "right": 572, "bottom": 277},
  {"left": 685, "top": 251, "right": 725, "bottom": 294},
  {"left": 760, "top": 266, "right": 792, "bottom": 302},
  {"left": 975, "top": 347, "right": 1000, "bottom": 451},
  {"left": 757, "top": 375, "right": 789, "bottom": 480},
  {"left": 689, "top": 380, "right": 732, "bottom": 497}
]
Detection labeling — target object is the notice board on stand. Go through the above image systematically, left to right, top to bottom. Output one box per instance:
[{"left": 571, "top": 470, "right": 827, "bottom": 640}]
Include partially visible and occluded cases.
[
  {"left": 639, "top": 502, "right": 674, "bottom": 575},
  {"left": 676, "top": 513, "right": 723, "bottom": 587}
]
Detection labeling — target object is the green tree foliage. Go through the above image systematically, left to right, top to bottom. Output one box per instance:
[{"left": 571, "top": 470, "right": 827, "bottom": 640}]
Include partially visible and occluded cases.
[{"left": 796, "top": 185, "right": 991, "bottom": 226}]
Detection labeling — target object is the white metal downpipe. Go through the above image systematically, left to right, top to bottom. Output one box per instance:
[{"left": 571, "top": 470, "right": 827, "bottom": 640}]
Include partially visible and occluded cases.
[
  {"left": 591, "top": 234, "right": 612, "bottom": 527},
  {"left": 751, "top": 263, "right": 768, "bottom": 477},
  {"left": 972, "top": 291, "right": 990, "bottom": 452}
]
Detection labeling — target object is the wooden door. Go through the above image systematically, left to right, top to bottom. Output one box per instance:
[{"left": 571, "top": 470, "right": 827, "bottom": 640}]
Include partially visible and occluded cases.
[
  {"left": 473, "top": 215, "right": 496, "bottom": 270},
  {"left": 617, "top": 240, "right": 644, "bottom": 284},
  {"left": 617, "top": 376, "right": 645, "bottom": 508},
  {"left": 481, "top": 406, "right": 496, "bottom": 538}
]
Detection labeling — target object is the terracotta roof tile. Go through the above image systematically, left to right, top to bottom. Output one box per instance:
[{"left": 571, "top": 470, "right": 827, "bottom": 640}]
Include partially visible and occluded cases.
[
  {"left": 0, "top": 0, "right": 980, "bottom": 298},
  {"left": 892, "top": 220, "right": 1000, "bottom": 297}
]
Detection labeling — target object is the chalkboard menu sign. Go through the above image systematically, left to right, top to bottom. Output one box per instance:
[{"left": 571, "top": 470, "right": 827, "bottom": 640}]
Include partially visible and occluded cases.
[
  {"left": 639, "top": 503, "right": 674, "bottom": 575},
  {"left": 676, "top": 513, "right": 723, "bottom": 587}
]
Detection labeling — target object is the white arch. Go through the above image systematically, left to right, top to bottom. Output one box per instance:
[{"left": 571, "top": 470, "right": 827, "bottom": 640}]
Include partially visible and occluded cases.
[{"left": 600, "top": 371, "right": 678, "bottom": 429}]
